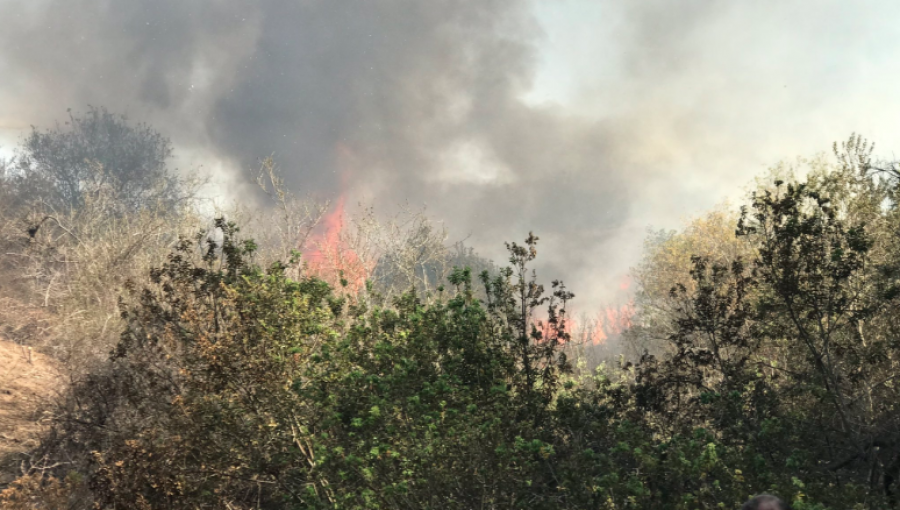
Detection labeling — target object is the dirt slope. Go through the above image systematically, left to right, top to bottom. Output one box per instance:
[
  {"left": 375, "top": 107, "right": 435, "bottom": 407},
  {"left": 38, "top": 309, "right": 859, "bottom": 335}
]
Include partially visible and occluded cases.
[{"left": 0, "top": 339, "right": 63, "bottom": 464}]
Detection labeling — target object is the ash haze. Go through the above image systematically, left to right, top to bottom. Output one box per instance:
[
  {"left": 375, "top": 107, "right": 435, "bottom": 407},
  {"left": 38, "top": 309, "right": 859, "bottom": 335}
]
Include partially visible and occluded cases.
[{"left": 2, "top": 0, "right": 900, "bottom": 308}]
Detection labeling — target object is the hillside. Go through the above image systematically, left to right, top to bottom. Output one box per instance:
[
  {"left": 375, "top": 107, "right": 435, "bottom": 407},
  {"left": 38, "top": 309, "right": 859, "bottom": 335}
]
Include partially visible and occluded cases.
[{"left": 0, "top": 339, "right": 63, "bottom": 483}]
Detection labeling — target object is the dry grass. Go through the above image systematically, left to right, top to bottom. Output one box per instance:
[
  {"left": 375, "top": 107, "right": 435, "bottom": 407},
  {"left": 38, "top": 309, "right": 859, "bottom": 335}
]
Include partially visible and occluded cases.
[{"left": 0, "top": 182, "right": 204, "bottom": 369}]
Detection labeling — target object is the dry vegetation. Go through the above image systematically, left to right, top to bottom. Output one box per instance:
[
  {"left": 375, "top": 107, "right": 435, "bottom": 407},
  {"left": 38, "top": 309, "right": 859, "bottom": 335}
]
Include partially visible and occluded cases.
[
  {"left": 6, "top": 109, "right": 895, "bottom": 509},
  {"left": 0, "top": 110, "right": 505, "bottom": 500}
]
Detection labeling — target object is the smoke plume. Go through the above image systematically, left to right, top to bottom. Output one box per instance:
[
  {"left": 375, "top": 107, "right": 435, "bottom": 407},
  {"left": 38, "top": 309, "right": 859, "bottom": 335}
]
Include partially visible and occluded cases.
[{"left": 3, "top": 0, "right": 900, "bottom": 306}]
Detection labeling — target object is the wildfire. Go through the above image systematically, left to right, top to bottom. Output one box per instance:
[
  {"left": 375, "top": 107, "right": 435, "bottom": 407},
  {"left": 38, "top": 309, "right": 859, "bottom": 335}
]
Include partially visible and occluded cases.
[
  {"left": 302, "top": 144, "right": 374, "bottom": 295},
  {"left": 303, "top": 195, "right": 373, "bottom": 295},
  {"left": 530, "top": 273, "right": 637, "bottom": 348},
  {"left": 531, "top": 301, "right": 635, "bottom": 346},
  {"left": 560, "top": 302, "right": 635, "bottom": 346},
  {"left": 592, "top": 303, "right": 634, "bottom": 344},
  {"left": 532, "top": 314, "right": 577, "bottom": 345}
]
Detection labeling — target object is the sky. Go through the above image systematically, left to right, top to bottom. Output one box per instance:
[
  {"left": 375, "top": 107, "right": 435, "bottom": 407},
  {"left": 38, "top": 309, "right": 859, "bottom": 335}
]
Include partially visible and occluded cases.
[{"left": 2, "top": 0, "right": 900, "bottom": 308}]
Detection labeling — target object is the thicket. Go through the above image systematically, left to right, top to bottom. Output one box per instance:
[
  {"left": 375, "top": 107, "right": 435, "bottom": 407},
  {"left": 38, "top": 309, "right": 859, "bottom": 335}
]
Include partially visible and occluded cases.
[
  {"left": 0, "top": 107, "right": 203, "bottom": 367},
  {"left": 3, "top": 126, "right": 900, "bottom": 509}
]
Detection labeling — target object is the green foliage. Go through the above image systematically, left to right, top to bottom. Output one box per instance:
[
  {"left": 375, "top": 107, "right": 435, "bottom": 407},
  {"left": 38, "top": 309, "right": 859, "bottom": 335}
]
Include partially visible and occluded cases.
[
  {"left": 12, "top": 136, "right": 900, "bottom": 509},
  {"left": 617, "top": 136, "right": 900, "bottom": 509},
  {"left": 22, "top": 223, "right": 580, "bottom": 508}
]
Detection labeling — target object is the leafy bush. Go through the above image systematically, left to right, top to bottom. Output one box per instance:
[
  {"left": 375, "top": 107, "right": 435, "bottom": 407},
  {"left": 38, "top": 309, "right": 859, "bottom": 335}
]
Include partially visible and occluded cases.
[{"left": 9, "top": 137, "right": 900, "bottom": 509}]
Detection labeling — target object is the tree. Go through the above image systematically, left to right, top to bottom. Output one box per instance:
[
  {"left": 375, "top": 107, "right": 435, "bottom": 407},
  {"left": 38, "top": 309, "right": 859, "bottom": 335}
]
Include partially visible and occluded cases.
[
  {"left": 10, "top": 106, "right": 185, "bottom": 212},
  {"left": 0, "top": 109, "right": 201, "bottom": 367},
  {"left": 620, "top": 136, "right": 900, "bottom": 507},
  {"left": 628, "top": 205, "right": 755, "bottom": 357}
]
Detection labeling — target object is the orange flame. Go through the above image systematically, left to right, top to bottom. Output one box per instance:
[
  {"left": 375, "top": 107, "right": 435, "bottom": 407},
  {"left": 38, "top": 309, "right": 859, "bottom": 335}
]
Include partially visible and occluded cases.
[
  {"left": 302, "top": 144, "right": 374, "bottom": 295},
  {"left": 304, "top": 195, "right": 373, "bottom": 295},
  {"left": 562, "top": 273, "right": 635, "bottom": 346},
  {"left": 561, "top": 302, "right": 634, "bottom": 346},
  {"left": 597, "top": 302, "right": 634, "bottom": 344},
  {"left": 532, "top": 314, "right": 576, "bottom": 345}
]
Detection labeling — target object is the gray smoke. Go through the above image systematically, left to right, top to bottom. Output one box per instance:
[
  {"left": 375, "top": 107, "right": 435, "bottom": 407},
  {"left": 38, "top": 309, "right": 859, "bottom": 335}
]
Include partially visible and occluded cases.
[{"left": 3, "top": 0, "right": 900, "bottom": 307}]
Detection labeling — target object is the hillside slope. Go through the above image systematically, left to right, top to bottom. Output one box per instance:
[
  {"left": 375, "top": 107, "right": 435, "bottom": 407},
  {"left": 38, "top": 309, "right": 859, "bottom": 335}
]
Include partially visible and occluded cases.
[{"left": 0, "top": 339, "right": 63, "bottom": 484}]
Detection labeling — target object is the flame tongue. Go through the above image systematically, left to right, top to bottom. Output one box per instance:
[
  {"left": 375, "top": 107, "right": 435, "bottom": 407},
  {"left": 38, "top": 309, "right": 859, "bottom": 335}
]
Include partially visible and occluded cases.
[
  {"left": 301, "top": 143, "right": 374, "bottom": 295},
  {"left": 304, "top": 194, "right": 372, "bottom": 294},
  {"left": 550, "top": 302, "right": 635, "bottom": 346},
  {"left": 591, "top": 303, "right": 634, "bottom": 345}
]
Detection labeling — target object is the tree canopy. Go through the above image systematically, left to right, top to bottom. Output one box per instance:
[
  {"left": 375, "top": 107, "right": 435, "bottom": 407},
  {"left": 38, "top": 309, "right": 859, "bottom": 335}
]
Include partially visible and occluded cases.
[{"left": 9, "top": 106, "right": 185, "bottom": 212}]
